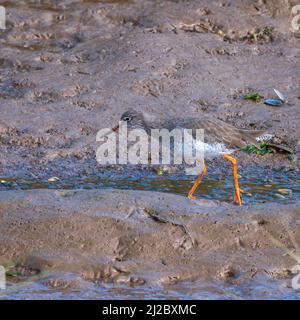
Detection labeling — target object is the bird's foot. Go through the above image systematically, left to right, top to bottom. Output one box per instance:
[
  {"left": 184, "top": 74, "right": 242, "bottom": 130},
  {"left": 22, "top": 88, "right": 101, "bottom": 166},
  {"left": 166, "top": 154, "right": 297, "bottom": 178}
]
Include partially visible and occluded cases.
[
  {"left": 233, "top": 188, "right": 244, "bottom": 205},
  {"left": 188, "top": 193, "right": 196, "bottom": 200}
]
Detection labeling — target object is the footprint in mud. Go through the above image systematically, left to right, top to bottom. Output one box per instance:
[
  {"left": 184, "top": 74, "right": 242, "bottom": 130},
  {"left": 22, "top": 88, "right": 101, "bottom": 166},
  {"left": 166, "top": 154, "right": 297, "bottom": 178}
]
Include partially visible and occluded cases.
[
  {"left": 0, "top": 79, "right": 26, "bottom": 99},
  {"left": 131, "top": 79, "right": 164, "bottom": 97},
  {"left": 62, "top": 84, "right": 89, "bottom": 98},
  {"left": 72, "top": 100, "right": 98, "bottom": 111},
  {"left": 81, "top": 265, "right": 145, "bottom": 286},
  {"left": 42, "top": 277, "right": 74, "bottom": 290}
]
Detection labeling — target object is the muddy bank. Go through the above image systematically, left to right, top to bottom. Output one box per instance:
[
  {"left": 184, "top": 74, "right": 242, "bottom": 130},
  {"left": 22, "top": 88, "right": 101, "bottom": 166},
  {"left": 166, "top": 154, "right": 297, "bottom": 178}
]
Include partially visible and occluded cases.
[
  {"left": 0, "top": 0, "right": 300, "bottom": 178},
  {"left": 0, "top": 189, "right": 299, "bottom": 297}
]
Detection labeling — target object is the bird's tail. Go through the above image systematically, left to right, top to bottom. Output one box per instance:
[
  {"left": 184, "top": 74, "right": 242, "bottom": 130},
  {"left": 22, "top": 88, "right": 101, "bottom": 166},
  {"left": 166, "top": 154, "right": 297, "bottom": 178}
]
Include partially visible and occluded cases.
[{"left": 238, "top": 129, "right": 268, "bottom": 148}]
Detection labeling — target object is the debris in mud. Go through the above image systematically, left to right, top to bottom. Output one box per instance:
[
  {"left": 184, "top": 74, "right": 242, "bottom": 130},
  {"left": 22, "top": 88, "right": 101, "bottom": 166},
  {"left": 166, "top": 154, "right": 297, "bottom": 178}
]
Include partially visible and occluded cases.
[
  {"left": 196, "top": 7, "right": 212, "bottom": 16},
  {"left": 179, "top": 19, "right": 225, "bottom": 38},
  {"left": 180, "top": 20, "right": 276, "bottom": 44},
  {"left": 143, "top": 26, "right": 162, "bottom": 34},
  {"left": 241, "top": 26, "right": 275, "bottom": 44},
  {"left": 264, "top": 88, "right": 286, "bottom": 106},
  {"left": 273, "top": 89, "right": 286, "bottom": 102},
  {"left": 32, "top": 90, "right": 60, "bottom": 103},
  {"left": 244, "top": 93, "right": 264, "bottom": 102},
  {"left": 190, "top": 98, "right": 210, "bottom": 112},
  {"left": 264, "top": 99, "right": 284, "bottom": 106},
  {"left": 72, "top": 100, "right": 98, "bottom": 111},
  {"left": 240, "top": 142, "right": 273, "bottom": 156},
  {"left": 266, "top": 143, "right": 293, "bottom": 154},
  {"left": 155, "top": 168, "right": 164, "bottom": 176},
  {"left": 48, "top": 177, "right": 60, "bottom": 182},
  {"left": 277, "top": 189, "right": 292, "bottom": 196},
  {"left": 275, "top": 193, "right": 286, "bottom": 200},
  {"left": 173, "top": 235, "right": 194, "bottom": 251},
  {"left": 5, "top": 264, "right": 40, "bottom": 282},
  {"left": 81, "top": 265, "right": 128, "bottom": 284},
  {"left": 81, "top": 265, "right": 145, "bottom": 286},
  {"left": 217, "top": 265, "right": 235, "bottom": 281},
  {"left": 264, "top": 268, "right": 295, "bottom": 279},
  {"left": 114, "top": 275, "right": 145, "bottom": 286},
  {"left": 159, "top": 275, "right": 180, "bottom": 285},
  {"left": 42, "top": 277, "right": 73, "bottom": 289}
]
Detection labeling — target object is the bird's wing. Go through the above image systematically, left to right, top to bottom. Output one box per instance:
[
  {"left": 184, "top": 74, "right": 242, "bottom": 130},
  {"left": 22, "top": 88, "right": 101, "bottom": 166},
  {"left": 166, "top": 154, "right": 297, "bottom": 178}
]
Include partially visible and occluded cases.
[
  {"left": 170, "top": 117, "right": 265, "bottom": 149},
  {"left": 201, "top": 118, "right": 251, "bottom": 148},
  {"left": 236, "top": 128, "right": 266, "bottom": 148}
]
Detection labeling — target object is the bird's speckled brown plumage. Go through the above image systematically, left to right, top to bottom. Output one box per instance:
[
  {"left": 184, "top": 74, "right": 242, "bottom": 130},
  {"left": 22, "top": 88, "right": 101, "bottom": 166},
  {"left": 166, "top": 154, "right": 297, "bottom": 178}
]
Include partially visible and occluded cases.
[{"left": 119, "top": 109, "right": 264, "bottom": 149}]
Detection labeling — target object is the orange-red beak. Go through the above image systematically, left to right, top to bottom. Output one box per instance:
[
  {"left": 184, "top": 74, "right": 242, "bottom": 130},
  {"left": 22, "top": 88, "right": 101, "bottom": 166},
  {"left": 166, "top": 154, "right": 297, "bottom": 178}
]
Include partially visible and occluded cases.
[{"left": 112, "top": 124, "right": 119, "bottom": 132}]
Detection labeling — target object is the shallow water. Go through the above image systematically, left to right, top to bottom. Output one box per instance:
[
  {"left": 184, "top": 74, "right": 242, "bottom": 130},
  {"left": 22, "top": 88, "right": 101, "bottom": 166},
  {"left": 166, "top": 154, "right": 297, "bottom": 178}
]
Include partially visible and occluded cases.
[
  {"left": 1, "top": 170, "right": 299, "bottom": 205},
  {"left": 1, "top": 272, "right": 299, "bottom": 300}
]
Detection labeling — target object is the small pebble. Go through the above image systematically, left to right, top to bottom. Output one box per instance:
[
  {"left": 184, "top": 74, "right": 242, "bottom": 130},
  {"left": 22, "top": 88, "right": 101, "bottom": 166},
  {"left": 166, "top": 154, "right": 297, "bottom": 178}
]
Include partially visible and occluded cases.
[
  {"left": 155, "top": 169, "right": 164, "bottom": 176},
  {"left": 48, "top": 177, "right": 60, "bottom": 182},
  {"left": 277, "top": 189, "right": 292, "bottom": 195},
  {"left": 275, "top": 193, "right": 286, "bottom": 199}
]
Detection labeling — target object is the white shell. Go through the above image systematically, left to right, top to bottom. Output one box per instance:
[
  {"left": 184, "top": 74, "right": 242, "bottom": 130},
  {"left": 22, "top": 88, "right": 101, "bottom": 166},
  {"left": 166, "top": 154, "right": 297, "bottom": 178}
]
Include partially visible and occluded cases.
[{"left": 273, "top": 88, "right": 285, "bottom": 102}]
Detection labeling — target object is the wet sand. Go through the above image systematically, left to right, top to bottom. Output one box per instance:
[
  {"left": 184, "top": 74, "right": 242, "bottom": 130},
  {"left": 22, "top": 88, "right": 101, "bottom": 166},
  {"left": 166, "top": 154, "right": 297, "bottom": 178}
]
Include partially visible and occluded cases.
[
  {"left": 0, "top": 0, "right": 300, "bottom": 299},
  {"left": 0, "top": 0, "right": 299, "bottom": 177},
  {"left": 0, "top": 189, "right": 299, "bottom": 299}
]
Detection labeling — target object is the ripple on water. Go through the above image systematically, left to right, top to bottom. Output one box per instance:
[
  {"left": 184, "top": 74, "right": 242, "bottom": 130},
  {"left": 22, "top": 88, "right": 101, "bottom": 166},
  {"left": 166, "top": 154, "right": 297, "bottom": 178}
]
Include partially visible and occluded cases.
[
  {"left": 0, "top": 170, "right": 299, "bottom": 205},
  {"left": 1, "top": 273, "right": 299, "bottom": 300}
]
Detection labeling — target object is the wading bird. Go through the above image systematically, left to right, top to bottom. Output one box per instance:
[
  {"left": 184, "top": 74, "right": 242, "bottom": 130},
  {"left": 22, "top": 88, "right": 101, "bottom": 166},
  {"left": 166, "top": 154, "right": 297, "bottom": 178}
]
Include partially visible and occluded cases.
[{"left": 112, "top": 110, "right": 266, "bottom": 205}]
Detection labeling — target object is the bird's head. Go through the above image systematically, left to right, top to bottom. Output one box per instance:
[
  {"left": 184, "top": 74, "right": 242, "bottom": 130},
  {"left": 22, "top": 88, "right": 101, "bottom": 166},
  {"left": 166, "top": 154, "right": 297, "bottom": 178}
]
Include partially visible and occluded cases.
[{"left": 112, "top": 109, "right": 146, "bottom": 132}]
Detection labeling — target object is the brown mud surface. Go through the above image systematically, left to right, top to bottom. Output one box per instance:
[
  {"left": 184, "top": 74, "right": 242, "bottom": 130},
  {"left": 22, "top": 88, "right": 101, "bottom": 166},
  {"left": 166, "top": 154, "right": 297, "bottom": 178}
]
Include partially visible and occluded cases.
[
  {"left": 0, "top": 0, "right": 300, "bottom": 299},
  {"left": 0, "top": 0, "right": 300, "bottom": 177},
  {"left": 0, "top": 189, "right": 299, "bottom": 299}
]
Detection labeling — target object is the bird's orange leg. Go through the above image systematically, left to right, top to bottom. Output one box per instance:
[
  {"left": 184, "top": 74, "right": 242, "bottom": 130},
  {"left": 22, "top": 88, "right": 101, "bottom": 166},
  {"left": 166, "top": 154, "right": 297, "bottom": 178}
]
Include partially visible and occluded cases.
[
  {"left": 224, "top": 154, "right": 243, "bottom": 205},
  {"left": 188, "top": 160, "right": 207, "bottom": 200}
]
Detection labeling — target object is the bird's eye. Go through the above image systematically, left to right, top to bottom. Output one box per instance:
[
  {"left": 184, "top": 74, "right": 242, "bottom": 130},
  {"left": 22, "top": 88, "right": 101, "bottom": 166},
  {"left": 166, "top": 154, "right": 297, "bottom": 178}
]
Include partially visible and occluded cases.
[{"left": 122, "top": 117, "right": 131, "bottom": 122}]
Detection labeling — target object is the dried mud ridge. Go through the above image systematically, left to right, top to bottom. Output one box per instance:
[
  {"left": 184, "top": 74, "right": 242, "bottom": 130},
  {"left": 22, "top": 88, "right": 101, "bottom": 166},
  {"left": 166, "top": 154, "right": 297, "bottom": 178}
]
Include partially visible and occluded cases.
[
  {"left": 0, "top": 0, "right": 300, "bottom": 178},
  {"left": 0, "top": 189, "right": 299, "bottom": 289}
]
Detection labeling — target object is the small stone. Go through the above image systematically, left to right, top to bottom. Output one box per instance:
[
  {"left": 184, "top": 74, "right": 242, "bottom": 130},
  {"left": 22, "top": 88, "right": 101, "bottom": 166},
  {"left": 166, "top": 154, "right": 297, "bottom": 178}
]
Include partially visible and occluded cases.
[
  {"left": 288, "top": 154, "right": 298, "bottom": 162},
  {"left": 155, "top": 168, "right": 164, "bottom": 176},
  {"left": 48, "top": 177, "right": 60, "bottom": 182},
  {"left": 277, "top": 189, "right": 292, "bottom": 195},
  {"left": 275, "top": 193, "right": 285, "bottom": 199},
  {"left": 255, "top": 219, "right": 267, "bottom": 226},
  {"left": 218, "top": 265, "right": 235, "bottom": 280},
  {"left": 115, "top": 275, "right": 145, "bottom": 285},
  {"left": 160, "top": 275, "right": 180, "bottom": 285}
]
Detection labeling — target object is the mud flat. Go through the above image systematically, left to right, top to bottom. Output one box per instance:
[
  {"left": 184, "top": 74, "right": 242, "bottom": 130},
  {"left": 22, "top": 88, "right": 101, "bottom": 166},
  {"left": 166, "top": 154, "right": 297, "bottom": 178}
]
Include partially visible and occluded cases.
[
  {"left": 0, "top": 0, "right": 300, "bottom": 178},
  {"left": 0, "top": 0, "right": 300, "bottom": 299},
  {"left": 0, "top": 189, "right": 299, "bottom": 299}
]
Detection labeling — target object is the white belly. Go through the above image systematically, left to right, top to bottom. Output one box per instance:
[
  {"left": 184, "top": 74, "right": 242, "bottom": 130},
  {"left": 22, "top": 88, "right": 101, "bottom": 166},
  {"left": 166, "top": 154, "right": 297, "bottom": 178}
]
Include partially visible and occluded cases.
[{"left": 196, "top": 141, "right": 234, "bottom": 159}]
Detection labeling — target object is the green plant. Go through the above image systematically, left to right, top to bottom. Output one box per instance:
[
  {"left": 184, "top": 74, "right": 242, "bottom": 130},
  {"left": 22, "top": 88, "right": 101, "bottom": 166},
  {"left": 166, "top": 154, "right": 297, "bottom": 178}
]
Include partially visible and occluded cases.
[
  {"left": 263, "top": 26, "right": 274, "bottom": 36},
  {"left": 244, "top": 93, "right": 264, "bottom": 102},
  {"left": 240, "top": 142, "right": 273, "bottom": 155}
]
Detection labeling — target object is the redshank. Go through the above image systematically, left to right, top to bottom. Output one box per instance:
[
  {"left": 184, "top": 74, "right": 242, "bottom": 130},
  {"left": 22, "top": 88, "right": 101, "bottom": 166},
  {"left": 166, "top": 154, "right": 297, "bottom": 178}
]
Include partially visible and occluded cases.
[{"left": 112, "top": 109, "right": 265, "bottom": 205}]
